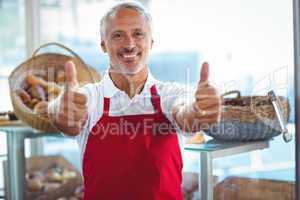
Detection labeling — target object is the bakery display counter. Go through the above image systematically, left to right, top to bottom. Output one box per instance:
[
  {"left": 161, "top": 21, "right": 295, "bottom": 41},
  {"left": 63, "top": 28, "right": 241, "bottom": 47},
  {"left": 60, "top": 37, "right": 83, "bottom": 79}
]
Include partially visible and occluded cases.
[{"left": 0, "top": 123, "right": 61, "bottom": 200}]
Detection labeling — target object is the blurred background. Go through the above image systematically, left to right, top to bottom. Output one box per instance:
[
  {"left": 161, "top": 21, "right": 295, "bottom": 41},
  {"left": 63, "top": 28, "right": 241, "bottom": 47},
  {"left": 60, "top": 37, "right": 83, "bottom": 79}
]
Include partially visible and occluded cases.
[{"left": 0, "top": 0, "right": 295, "bottom": 199}]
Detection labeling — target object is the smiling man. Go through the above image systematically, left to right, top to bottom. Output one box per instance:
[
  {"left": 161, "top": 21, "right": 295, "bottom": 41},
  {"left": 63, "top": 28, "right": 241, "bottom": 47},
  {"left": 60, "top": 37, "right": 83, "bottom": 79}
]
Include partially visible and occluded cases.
[
  {"left": 48, "top": 2, "right": 221, "bottom": 200},
  {"left": 101, "top": 5, "right": 152, "bottom": 76}
]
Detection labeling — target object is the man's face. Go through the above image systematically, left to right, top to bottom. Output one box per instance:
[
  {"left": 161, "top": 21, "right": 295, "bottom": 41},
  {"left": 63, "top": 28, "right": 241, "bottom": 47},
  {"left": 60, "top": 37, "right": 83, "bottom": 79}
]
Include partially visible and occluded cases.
[{"left": 101, "top": 8, "right": 153, "bottom": 75}]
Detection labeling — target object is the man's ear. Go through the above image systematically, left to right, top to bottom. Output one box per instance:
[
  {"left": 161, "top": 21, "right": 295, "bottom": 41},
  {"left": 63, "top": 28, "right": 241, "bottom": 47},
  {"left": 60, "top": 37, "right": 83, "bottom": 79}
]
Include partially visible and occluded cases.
[
  {"left": 150, "top": 39, "right": 154, "bottom": 49},
  {"left": 101, "top": 41, "right": 107, "bottom": 53}
]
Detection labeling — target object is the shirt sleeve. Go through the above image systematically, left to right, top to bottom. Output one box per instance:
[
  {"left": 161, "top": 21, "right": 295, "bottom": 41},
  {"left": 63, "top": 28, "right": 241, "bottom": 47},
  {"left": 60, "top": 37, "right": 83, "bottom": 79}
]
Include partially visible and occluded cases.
[
  {"left": 76, "top": 82, "right": 103, "bottom": 135},
  {"left": 75, "top": 83, "right": 104, "bottom": 167}
]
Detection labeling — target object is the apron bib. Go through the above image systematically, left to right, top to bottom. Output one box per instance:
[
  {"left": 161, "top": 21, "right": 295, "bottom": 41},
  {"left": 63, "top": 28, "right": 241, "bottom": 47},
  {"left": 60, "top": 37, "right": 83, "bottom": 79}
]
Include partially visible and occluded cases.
[{"left": 82, "top": 85, "right": 183, "bottom": 200}]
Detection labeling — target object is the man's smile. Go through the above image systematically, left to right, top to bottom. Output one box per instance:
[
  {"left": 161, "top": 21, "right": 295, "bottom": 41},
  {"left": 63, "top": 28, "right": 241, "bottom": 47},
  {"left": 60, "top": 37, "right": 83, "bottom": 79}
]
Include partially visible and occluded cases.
[{"left": 118, "top": 51, "right": 141, "bottom": 62}]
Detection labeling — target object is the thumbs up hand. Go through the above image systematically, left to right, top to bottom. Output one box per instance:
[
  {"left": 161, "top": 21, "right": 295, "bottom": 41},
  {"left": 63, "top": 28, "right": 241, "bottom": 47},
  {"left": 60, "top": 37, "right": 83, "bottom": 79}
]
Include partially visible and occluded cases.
[
  {"left": 48, "top": 61, "right": 88, "bottom": 136},
  {"left": 172, "top": 62, "right": 221, "bottom": 132},
  {"left": 193, "top": 62, "right": 221, "bottom": 125}
]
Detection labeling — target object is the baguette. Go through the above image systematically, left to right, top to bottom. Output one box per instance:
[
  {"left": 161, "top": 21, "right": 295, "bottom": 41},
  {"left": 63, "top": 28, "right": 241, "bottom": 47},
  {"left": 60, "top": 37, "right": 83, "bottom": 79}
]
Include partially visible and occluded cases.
[{"left": 26, "top": 74, "right": 61, "bottom": 94}]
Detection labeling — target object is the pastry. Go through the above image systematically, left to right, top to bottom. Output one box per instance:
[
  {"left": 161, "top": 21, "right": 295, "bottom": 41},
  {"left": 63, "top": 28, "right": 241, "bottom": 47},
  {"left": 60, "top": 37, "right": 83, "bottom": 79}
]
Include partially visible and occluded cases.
[
  {"left": 28, "top": 85, "right": 46, "bottom": 101},
  {"left": 16, "top": 89, "right": 31, "bottom": 104},
  {"left": 33, "top": 101, "right": 49, "bottom": 118},
  {"left": 186, "top": 132, "right": 205, "bottom": 144},
  {"left": 27, "top": 178, "right": 43, "bottom": 192},
  {"left": 43, "top": 182, "right": 61, "bottom": 192}
]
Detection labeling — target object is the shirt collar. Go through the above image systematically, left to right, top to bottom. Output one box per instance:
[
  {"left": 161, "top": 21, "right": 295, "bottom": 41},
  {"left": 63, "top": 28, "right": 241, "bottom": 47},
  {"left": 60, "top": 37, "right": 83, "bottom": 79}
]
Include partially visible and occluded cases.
[{"left": 101, "top": 68, "right": 158, "bottom": 98}]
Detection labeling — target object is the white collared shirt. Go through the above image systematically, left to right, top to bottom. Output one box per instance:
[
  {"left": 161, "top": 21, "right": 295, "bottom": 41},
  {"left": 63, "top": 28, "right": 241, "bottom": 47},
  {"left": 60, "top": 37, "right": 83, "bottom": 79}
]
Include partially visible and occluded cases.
[{"left": 76, "top": 69, "right": 194, "bottom": 166}]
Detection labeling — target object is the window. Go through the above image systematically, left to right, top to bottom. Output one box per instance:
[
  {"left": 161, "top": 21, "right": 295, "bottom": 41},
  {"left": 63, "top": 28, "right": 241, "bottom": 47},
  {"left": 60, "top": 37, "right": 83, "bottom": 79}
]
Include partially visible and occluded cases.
[
  {"left": 0, "top": 0, "right": 26, "bottom": 192},
  {"left": 0, "top": 0, "right": 26, "bottom": 111}
]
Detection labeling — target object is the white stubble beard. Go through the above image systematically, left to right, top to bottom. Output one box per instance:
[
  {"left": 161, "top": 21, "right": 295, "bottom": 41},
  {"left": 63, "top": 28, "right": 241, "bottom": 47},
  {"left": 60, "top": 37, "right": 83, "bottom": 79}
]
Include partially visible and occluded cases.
[{"left": 110, "top": 62, "right": 146, "bottom": 76}]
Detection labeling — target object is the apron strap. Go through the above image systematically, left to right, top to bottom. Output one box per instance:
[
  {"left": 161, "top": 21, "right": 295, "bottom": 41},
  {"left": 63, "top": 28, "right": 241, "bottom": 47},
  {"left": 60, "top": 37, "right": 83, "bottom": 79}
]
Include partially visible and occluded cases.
[
  {"left": 150, "top": 85, "right": 163, "bottom": 114},
  {"left": 103, "top": 97, "right": 110, "bottom": 116}
]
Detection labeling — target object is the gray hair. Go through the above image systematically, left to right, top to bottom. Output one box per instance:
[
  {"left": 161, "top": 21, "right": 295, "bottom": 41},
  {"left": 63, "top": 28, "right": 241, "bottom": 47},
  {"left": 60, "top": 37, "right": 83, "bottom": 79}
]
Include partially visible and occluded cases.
[{"left": 100, "top": 1, "right": 153, "bottom": 40}]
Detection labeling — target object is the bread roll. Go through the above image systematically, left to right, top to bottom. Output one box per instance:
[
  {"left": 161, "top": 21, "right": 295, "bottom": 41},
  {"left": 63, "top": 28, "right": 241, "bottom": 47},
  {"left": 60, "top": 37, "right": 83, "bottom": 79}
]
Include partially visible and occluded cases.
[
  {"left": 26, "top": 74, "right": 47, "bottom": 87},
  {"left": 26, "top": 74, "right": 61, "bottom": 93},
  {"left": 28, "top": 85, "right": 46, "bottom": 101},
  {"left": 16, "top": 89, "right": 31, "bottom": 104},
  {"left": 27, "top": 98, "right": 39, "bottom": 109},
  {"left": 34, "top": 101, "right": 48, "bottom": 118},
  {"left": 186, "top": 132, "right": 205, "bottom": 144},
  {"left": 61, "top": 169, "right": 76, "bottom": 180},
  {"left": 46, "top": 170, "right": 63, "bottom": 182},
  {"left": 27, "top": 179, "right": 43, "bottom": 192},
  {"left": 43, "top": 182, "right": 61, "bottom": 192}
]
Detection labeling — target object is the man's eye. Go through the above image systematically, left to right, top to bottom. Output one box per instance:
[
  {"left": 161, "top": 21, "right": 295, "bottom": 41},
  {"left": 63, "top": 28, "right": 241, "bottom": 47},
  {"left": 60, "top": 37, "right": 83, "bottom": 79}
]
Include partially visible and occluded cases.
[
  {"left": 134, "top": 32, "right": 145, "bottom": 38},
  {"left": 112, "top": 33, "right": 122, "bottom": 39}
]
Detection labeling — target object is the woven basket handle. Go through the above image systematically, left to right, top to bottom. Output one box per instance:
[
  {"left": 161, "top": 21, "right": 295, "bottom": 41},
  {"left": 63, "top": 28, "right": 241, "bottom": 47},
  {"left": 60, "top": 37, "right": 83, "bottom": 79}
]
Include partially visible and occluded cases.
[
  {"left": 31, "top": 42, "right": 83, "bottom": 62},
  {"left": 221, "top": 90, "right": 241, "bottom": 99}
]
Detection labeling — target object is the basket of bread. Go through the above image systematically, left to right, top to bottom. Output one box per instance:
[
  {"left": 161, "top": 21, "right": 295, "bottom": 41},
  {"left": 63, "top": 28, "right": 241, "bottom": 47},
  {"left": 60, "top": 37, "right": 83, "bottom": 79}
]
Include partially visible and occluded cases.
[
  {"left": 9, "top": 42, "right": 101, "bottom": 132},
  {"left": 205, "top": 90, "right": 290, "bottom": 141},
  {"left": 3, "top": 156, "right": 83, "bottom": 200}
]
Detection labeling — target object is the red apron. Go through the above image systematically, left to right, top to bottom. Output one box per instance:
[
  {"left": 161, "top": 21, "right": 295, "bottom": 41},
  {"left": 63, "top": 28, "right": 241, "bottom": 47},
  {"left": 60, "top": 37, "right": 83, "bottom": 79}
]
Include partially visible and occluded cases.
[{"left": 82, "top": 85, "right": 183, "bottom": 200}]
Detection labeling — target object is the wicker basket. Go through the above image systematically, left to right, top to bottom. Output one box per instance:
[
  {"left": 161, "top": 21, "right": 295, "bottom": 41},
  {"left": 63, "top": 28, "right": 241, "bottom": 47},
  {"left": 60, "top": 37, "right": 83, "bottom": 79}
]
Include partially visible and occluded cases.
[
  {"left": 9, "top": 42, "right": 101, "bottom": 132},
  {"left": 206, "top": 90, "right": 290, "bottom": 141}
]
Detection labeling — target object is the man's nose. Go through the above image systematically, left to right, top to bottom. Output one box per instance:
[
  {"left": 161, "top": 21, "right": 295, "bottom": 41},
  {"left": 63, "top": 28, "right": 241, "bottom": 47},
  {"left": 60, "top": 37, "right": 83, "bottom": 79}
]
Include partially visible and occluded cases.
[{"left": 123, "top": 36, "right": 136, "bottom": 49}]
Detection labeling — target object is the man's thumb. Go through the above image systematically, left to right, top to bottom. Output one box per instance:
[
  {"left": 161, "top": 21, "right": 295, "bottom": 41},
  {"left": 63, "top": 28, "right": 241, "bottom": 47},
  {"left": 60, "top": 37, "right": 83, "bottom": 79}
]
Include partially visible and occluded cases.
[
  {"left": 65, "top": 61, "right": 78, "bottom": 89},
  {"left": 199, "top": 62, "right": 209, "bottom": 83}
]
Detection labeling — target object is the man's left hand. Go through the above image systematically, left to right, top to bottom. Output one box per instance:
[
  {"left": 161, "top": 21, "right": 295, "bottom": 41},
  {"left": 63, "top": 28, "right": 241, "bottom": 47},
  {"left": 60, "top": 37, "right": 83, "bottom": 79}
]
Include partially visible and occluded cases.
[
  {"left": 172, "top": 62, "right": 221, "bottom": 132},
  {"left": 192, "top": 62, "right": 221, "bottom": 126}
]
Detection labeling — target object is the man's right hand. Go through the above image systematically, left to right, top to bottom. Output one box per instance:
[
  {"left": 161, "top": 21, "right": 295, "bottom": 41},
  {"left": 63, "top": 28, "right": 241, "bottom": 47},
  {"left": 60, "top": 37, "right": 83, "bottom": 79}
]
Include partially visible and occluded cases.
[{"left": 48, "top": 61, "right": 88, "bottom": 136}]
